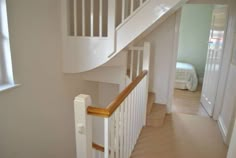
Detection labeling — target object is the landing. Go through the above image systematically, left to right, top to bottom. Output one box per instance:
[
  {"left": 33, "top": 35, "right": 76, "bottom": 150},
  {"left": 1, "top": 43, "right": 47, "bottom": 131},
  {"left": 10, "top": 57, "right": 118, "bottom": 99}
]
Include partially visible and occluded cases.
[{"left": 131, "top": 113, "right": 227, "bottom": 158}]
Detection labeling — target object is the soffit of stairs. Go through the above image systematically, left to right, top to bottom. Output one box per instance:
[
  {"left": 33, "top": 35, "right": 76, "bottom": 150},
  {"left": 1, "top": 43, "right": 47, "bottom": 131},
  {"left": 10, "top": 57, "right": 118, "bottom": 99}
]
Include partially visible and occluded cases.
[
  {"left": 119, "top": 0, "right": 188, "bottom": 50},
  {"left": 102, "top": 51, "right": 127, "bottom": 67}
]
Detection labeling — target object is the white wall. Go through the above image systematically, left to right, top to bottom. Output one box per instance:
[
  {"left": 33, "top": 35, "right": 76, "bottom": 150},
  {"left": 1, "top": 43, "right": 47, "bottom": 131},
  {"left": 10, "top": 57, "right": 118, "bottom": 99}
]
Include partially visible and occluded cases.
[
  {"left": 217, "top": 0, "right": 236, "bottom": 144},
  {"left": 0, "top": 1, "right": 98, "bottom": 158},
  {"left": 177, "top": 5, "right": 213, "bottom": 80},
  {"left": 137, "top": 13, "right": 177, "bottom": 104},
  {"left": 93, "top": 82, "right": 119, "bottom": 145},
  {"left": 227, "top": 121, "right": 236, "bottom": 158}
]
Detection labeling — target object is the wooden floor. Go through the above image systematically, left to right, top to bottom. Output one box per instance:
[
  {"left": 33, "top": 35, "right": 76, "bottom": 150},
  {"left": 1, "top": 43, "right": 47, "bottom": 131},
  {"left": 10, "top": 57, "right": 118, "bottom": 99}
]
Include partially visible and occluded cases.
[
  {"left": 172, "top": 85, "right": 209, "bottom": 117},
  {"left": 131, "top": 87, "right": 227, "bottom": 158},
  {"left": 131, "top": 113, "right": 227, "bottom": 158}
]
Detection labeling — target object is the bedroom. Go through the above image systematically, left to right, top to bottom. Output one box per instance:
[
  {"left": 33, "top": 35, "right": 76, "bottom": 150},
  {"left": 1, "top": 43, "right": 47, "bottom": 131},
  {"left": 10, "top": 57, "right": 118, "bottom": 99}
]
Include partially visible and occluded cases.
[{"left": 173, "top": 4, "right": 228, "bottom": 117}]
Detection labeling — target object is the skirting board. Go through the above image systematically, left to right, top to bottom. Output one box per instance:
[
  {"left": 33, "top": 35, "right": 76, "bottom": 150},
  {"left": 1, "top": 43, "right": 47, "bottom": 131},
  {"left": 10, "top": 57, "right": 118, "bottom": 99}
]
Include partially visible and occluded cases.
[{"left": 218, "top": 116, "right": 227, "bottom": 143}]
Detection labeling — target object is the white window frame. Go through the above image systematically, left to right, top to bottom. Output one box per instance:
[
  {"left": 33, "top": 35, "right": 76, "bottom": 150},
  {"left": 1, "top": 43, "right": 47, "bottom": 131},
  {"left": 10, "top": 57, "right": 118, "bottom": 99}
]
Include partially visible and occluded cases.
[{"left": 0, "top": 0, "right": 17, "bottom": 92}]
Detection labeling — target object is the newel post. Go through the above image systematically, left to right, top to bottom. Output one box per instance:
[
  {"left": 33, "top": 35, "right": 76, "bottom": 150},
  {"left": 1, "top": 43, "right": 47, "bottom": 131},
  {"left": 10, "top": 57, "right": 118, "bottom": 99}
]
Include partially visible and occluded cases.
[{"left": 74, "top": 94, "right": 93, "bottom": 158}]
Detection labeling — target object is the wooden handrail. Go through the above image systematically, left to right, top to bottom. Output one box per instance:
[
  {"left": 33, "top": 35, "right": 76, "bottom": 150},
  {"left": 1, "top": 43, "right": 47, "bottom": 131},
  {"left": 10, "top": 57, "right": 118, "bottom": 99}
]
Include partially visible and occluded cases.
[
  {"left": 87, "top": 70, "right": 148, "bottom": 117},
  {"left": 92, "top": 142, "right": 104, "bottom": 152}
]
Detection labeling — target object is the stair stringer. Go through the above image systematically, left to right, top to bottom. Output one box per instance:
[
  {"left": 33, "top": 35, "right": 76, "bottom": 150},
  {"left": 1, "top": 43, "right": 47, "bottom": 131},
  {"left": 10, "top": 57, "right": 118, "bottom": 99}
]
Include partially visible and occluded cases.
[
  {"left": 61, "top": 0, "right": 187, "bottom": 73},
  {"left": 111, "top": 0, "right": 188, "bottom": 57},
  {"left": 81, "top": 51, "right": 127, "bottom": 86}
]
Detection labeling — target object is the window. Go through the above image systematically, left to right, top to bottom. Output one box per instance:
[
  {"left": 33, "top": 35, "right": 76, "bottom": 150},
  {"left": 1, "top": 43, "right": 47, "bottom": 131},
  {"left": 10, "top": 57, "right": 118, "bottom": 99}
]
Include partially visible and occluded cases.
[{"left": 0, "top": 0, "right": 15, "bottom": 91}]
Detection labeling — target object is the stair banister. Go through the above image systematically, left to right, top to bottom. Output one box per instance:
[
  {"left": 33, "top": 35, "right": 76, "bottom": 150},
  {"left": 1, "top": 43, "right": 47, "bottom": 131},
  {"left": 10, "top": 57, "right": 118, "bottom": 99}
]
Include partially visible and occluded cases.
[
  {"left": 74, "top": 42, "right": 150, "bottom": 158},
  {"left": 87, "top": 70, "right": 148, "bottom": 118},
  {"left": 74, "top": 71, "right": 148, "bottom": 158}
]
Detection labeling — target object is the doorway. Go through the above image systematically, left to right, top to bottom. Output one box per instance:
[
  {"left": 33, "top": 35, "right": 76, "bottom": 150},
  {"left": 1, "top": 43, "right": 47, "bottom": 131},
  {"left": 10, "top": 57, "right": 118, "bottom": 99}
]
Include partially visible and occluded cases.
[{"left": 172, "top": 4, "right": 228, "bottom": 117}]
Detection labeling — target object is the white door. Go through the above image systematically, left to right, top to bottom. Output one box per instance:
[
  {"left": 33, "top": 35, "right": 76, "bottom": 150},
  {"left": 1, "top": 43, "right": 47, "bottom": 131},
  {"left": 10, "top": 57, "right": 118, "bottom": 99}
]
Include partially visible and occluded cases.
[{"left": 201, "top": 6, "right": 228, "bottom": 116}]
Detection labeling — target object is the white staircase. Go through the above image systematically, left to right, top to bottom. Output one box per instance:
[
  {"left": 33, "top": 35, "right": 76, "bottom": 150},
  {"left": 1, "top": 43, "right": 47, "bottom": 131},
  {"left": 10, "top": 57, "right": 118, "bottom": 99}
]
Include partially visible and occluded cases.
[{"left": 61, "top": 0, "right": 187, "bottom": 73}]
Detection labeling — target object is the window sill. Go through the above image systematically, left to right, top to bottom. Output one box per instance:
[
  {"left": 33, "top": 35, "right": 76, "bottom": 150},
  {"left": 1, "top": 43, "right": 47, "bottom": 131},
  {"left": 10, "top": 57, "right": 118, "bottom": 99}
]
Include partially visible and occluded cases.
[{"left": 0, "top": 84, "right": 21, "bottom": 93}]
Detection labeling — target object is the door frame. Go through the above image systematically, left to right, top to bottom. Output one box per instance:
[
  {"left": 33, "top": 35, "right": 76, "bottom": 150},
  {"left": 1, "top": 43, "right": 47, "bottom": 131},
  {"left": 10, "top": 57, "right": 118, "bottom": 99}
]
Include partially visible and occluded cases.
[{"left": 167, "top": 4, "right": 230, "bottom": 120}]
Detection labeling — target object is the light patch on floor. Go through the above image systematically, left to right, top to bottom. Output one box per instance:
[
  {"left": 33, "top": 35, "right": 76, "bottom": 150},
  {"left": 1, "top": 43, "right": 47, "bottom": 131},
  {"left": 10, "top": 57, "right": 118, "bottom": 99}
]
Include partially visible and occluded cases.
[
  {"left": 172, "top": 85, "right": 209, "bottom": 117},
  {"left": 131, "top": 113, "right": 227, "bottom": 158}
]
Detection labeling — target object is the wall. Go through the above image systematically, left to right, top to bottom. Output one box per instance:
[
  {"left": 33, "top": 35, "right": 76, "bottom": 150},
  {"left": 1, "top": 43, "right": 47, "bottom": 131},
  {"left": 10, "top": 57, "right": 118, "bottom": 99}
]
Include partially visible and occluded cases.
[
  {"left": 0, "top": 0, "right": 98, "bottom": 158},
  {"left": 217, "top": 0, "right": 236, "bottom": 144},
  {"left": 177, "top": 4, "right": 213, "bottom": 81},
  {"left": 137, "top": 13, "right": 177, "bottom": 104},
  {"left": 93, "top": 82, "right": 119, "bottom": 145},
  {"left": 227, "top": 121, "right": 236, "bottom": 158}
]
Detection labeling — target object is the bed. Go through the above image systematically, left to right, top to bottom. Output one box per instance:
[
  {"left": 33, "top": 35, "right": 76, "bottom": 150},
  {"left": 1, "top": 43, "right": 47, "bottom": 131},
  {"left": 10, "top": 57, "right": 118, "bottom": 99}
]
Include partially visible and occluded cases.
[{"left": 175, "top": 62, "right": 198, "bottom": 91}]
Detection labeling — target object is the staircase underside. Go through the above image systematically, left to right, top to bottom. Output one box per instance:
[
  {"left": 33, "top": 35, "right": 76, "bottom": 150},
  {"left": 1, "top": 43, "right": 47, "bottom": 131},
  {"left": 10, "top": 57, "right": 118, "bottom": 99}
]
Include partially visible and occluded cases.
[
  {"left": 62, "top": 0, "right": 188, "bottom": 73},
  {"left": 131, "top": 113, "right": 227, "bottom": 158}
]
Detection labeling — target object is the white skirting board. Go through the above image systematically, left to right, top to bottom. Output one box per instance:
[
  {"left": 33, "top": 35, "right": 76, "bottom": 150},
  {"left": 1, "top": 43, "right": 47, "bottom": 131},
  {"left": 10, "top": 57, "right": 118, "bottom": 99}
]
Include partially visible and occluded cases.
[{"left": 218, "top": 116, "right": 227, "bottom": 143}]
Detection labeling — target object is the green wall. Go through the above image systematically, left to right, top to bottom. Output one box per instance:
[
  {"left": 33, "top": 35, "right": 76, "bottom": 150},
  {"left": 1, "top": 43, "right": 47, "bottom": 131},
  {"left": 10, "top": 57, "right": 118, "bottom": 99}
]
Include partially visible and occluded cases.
[{"left": 178, "top": 4, "right": 213, "bottom": 80}]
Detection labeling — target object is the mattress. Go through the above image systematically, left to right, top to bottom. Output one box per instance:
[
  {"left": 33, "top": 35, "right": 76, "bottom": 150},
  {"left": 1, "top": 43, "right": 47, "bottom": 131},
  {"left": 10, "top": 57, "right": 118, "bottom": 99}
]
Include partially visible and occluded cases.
[{"left": 175, "top": 62, "right": 198, "bottom": 91}]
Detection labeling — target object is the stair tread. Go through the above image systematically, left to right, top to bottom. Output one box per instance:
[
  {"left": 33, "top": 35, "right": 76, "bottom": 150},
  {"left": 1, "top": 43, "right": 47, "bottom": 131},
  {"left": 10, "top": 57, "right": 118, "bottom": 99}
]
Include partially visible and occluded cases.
[
  {"left": 147, "top": 92, "right": 155, "bottom": 115},
  {"left": 146, "top": 104, "right": 167, "bottom": 128}
]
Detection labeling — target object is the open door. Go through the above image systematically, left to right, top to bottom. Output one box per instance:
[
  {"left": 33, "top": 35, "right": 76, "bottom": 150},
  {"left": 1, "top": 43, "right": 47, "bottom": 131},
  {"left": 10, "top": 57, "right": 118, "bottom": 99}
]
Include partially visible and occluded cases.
[{"left": 201, "top": 5, "right": 228, "bottom": 116}]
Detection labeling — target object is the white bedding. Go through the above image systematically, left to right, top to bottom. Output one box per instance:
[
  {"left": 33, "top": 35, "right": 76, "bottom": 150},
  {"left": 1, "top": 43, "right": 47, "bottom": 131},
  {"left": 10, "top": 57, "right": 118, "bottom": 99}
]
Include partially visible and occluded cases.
[{"left": 175, "top": 62, "right": 198, "bottom": 91}]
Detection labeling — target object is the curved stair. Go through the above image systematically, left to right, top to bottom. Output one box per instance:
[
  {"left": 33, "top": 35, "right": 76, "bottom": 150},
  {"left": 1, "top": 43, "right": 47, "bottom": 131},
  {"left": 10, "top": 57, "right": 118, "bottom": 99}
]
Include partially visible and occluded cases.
[{"left": 61, "top": 0, "right": 187, "bottom": 73}]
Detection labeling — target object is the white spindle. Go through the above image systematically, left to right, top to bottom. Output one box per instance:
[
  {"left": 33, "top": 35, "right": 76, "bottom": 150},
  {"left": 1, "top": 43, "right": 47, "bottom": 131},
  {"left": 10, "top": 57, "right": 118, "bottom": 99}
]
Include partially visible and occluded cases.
[
  {"left": 73, "top": 0, "right": 77, "bottom": 36},
  {"left": 82, "top": 0, "right": 85, "bottom": 36},
  {"left": 91, "top": 0, "right": 94, "bottom": 36},
  {"left": 99, "top": 0, "right": 103, "bottom": 37},
  {"left": 122, "top": 0, "right": 125, "bottom": 21},
  {"left": 131, "top": 0, "right": 134, "bottom": 13},
  {"left": 140, "top": 0, "right": 143, "bottom": 5},
  {"left": 137, "top": 50, "right": 140, "bottom": 79},
  {"left": 130, "top": 51, "right": 134, "bottom": 80},
  {"left": 134, "top": 87, "right": 138, "bottom": 142},
  {"left": 131, "top": 90, "right": 135, "bottom": 151},
  {"left": 128, "top": 95, "right": 132, "bottom": 155},
  {"left": 125, "top": 98, "right": 129, "bottom": 158},
  {"left": 120, "top": 104, "right": 124, "bottom": 158},
  {"left": 115, "top": 108, "right": 120, "bottom": 158},
  {"left": 110, "top": 116, "right": 115, "bottom": 158},
  {"left": 104, "top": 118, "right": 109, "bottom": 158},
  {"left": 92, "top": 150, "right": 96, "bottom": 158},
  {"left": 99, "top": 152, "right": 103, "bottom": 158}
]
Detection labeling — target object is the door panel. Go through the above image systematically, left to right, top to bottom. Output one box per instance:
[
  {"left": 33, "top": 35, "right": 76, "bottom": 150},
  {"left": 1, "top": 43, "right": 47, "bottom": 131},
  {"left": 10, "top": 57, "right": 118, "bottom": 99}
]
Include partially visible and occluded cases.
[{"left": 201, "top": 5, "right": 228, "bottom": 116}]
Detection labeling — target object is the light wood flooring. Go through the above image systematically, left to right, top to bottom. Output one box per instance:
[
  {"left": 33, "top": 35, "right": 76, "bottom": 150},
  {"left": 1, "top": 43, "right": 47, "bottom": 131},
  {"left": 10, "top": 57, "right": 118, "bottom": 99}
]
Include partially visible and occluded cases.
[
  {"left": 172, "top": 85, "right": 209, "bottom": 117},
  {"left": 131, "top": 90, "right": 227, "bottom": 158},
  {"left": 131, "top": 113, "right": 227, "bottom": 158}
]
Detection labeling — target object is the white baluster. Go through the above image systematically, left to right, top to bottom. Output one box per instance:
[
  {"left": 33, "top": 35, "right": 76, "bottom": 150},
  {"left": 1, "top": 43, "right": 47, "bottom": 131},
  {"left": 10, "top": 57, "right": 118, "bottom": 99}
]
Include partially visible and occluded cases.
[
  {"left": 73, "top": 0, "right": 77, "bottom": 36},
  {"left": 82, "top": 0, "right": 85, "bottom": 36},
  {"left": 90, "top": 0, "right": 94, "bottom": 37},
  {"left": 99, "top": 0, "right": 103, "bottom": 37},
  {"left": 122, "top": 0, "right": 125, "bottom": 22},
  {"left": 131, "top": 0, "right": 134, "bottom": 13},
  {"left": 140, "top": 0, "right": 143, "bottom": 6},
  {"left": 130, "top": 50, "right": 134, "bottom": 80},
  {"left": 137, "top": 50, "right": 140, "bottom": 76},
  {"left": 131, "top": 90, "right": 135, "bottom": 152},
  {"left": 128, "top": 94, "right": 132, "bottom": 156},
  {"left": 125, "top": 98, "right": 129, "bottom": 158},
  {"left": 120, "top": 103, "right": 124, "bottom": 158},
  {"left": 115, "top": 108, "right": 120, "bottom": 158},
  {"left": 110, "top": 115, "right": 115, "bottom": 158},
  {"left": 104, "top": 118, "right": 109, "bottom": 158},
  {"left": 92, "top": 149, "right": 96, "bottom": 158}
]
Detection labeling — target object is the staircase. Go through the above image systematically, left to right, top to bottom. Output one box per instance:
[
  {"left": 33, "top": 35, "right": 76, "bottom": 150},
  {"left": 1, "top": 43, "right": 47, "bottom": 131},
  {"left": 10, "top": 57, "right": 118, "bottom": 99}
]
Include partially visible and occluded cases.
[
  {"left": 61, "top": 0, "right": 187, "bottom": 73},
  {"left": 146, "top": 92, "right": 167, "bottom": 127}
]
